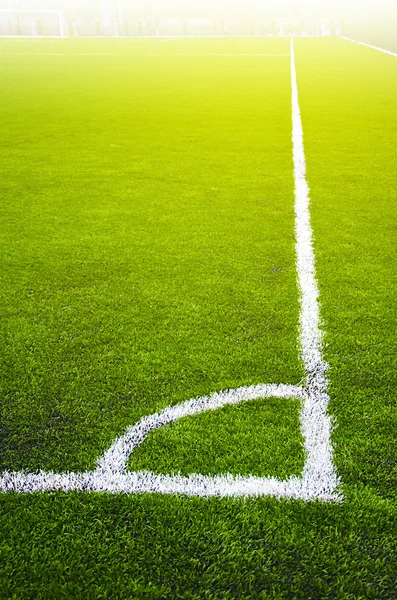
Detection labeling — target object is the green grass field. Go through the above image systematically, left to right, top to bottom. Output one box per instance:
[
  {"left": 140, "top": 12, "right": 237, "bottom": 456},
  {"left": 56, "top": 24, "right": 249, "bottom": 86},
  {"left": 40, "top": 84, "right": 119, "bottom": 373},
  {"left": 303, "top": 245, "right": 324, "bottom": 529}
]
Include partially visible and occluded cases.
[{"left": 1, "top": 36, "right": 396, "bottom": 598}]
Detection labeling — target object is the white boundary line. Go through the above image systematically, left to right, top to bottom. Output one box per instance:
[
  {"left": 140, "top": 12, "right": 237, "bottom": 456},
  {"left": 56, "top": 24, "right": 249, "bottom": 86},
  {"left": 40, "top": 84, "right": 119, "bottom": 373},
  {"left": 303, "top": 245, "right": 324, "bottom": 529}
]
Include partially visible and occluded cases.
[
  {"left": 0, "top": 9, "right": 62, "bottom": 12},
  {"left": 0, "top": 34, "right": 336, "bottom": 39},
  {"left": 0, "top": 36, "right": 65, "bottom": 39},
  {"left": 341, "top": 36, "right": 397, "bottom": 57},
  {"left": 0, "top": 39, "right": 341, "bottom": 501},
  {"left": 0, "top": 52, "right": 290, "bottom": 57},
  {"left": 0, "top": 52, "right": 67, "bottom": 56},
  {"left": 145, "top": 53, "right": 289, "bottom": 57}
]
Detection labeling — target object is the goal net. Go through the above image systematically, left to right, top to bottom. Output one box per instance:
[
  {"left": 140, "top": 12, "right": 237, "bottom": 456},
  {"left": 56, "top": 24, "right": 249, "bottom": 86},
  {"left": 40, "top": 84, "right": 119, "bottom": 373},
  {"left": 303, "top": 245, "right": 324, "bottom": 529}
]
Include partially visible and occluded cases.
[{"left": 0, "top": 10, "right": 69, "bottom": 38}]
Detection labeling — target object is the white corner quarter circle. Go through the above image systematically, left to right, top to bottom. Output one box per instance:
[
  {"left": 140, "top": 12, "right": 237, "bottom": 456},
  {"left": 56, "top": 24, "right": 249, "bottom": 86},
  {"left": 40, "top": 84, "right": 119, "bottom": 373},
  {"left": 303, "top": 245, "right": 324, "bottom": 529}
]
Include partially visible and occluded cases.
[{"left": 0, "top": 39, "right": 342, "bottom": 501}]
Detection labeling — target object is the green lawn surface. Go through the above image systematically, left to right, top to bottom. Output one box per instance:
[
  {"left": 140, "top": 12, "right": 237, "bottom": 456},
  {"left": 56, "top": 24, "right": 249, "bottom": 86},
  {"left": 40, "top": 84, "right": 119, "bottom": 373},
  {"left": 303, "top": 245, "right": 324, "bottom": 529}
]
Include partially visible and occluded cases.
[
  {"left": 0, "top": 36, "right": 301, "bottom": 475},
  {"left": 1, "top": 37, "right": 396, "bottom": 598}
]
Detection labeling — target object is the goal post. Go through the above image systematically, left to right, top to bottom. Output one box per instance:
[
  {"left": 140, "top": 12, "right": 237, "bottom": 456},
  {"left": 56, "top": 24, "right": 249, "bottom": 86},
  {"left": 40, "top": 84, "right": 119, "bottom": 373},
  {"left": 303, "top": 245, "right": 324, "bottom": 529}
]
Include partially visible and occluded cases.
[{"left": 0, "top": 10, "right": 69, "bottom": 38}]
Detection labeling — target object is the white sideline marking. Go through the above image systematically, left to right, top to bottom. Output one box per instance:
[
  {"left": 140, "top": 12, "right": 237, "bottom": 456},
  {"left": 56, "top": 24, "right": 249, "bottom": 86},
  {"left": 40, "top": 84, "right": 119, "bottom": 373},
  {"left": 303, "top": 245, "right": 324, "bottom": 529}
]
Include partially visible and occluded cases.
[
  {"left": 0, "top": 34, "right": 331, "bottom": 40},
  {"left": 341, "top": 36, "right": 397, "bottom": 57},
  {"left": 0, "top": 39, "right": 341, "bottom": 501},
  {"left": 0, "top": 52, "right": 289, "bottom": 57},
  {"left": 0, "top": 52, "right": 66, "bottom": 56},
  {"left": 0, "top": 52, "right": 127, "bottom": 56},
  {"left": 73, "top": 53, "right": 128, "bottom": 57},
  {"left": 145, "top": 53, "right": 289, "bottom": 57},
  {"left": 208, "top": 53, "right": 289, "bottom": 57}
]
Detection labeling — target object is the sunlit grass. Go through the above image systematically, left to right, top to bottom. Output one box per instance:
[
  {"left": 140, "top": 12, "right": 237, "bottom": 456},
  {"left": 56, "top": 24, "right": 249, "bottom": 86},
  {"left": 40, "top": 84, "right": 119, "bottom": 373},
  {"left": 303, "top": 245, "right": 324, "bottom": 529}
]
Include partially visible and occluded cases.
[
  {"left": 0, "top": 36, "right": 301, "bottom": 475},
  {"left": 0, "top": 37, "right": 396, "bottom": 598}
]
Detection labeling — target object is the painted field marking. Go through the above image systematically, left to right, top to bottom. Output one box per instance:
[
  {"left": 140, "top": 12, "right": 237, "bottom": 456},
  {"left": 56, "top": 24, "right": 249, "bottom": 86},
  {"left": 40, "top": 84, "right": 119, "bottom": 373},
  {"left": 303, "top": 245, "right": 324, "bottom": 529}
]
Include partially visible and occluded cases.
[
  {"left": 0, "top": 34, "right": 333, "bottom": 40},
  {"left": 341, "top": 36, "right": 397, "bottom": 57},
  {"left": 0, "top": 39, "right": 341, "bottom": 501},
  {"left": 0, "top": 52, "right": 289, "bottom": 57},
  {"left": 0, "top": 52, "right": 66, "bottom": 56},
  {"left": 0, "top": 52, "right": 126, "bottom": 56},
  {"left": 72, "top": 53, "right": 128, "bottom": 56},
  {"left": 144, "top": 53, "right": 289, "bottom": 57},
  {"left": 209, "top": 53, "right": 289, "bottom": 57}
]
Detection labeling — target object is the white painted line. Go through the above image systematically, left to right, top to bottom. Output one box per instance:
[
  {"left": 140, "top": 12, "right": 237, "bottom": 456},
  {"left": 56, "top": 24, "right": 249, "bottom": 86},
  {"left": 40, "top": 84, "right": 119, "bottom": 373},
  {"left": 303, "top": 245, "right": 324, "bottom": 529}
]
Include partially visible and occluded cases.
[
  {"left": 0, "top": 9, "right": 62, "bottom": 13},
  {"left": 0, "top": 34, "right": 333, "bottom": 40},
  {"left": 0, "top": 35, "right": 65, "bottom": 38},
  {"left": 341, "top": 36, "right": 397, "bottom": 57},
  {"left": 159, "top": 37, "right": 179, "bottom": 43},
  {"left": 289, "top": 37, "right": 338, "bottom": 499},
  {"left": 0, "top": 39, "right": 341, "bottom": 501},
  {"left": 0, "top": 52, "right": 289, "bottom": 57},
  {"left": 0, "top": 52, "right": 66, "bottom": 56},
  {"left": 0, "top": 52, "right": 126, "bottom": 56},
  {"left": 74, "top": 53, "right": 128, "bottom": 56},
  {"left": 145, "top": 53, "right": 289, "bottom": 57},
  {"left": 208, "top": 53, "right": 289, "bottom": 57},
  {"left": 96, "top": 384, "right": 305, "bottom": 476},
  {"left": 0, "top": 469, "right": 322, "bottom": 498},
  {"left": 0, "top": 470, "right": 322, "bottom": 498}
]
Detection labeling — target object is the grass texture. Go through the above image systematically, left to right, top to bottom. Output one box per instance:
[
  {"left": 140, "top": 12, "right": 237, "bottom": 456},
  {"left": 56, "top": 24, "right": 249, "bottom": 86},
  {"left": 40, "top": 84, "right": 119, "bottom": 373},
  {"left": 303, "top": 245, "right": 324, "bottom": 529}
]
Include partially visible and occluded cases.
[
  {"left": 0, "top": 36, "right": 300, "bottom": 474},
  {"left": 1, "top": 37, "right": 397, "bottom": 598}
]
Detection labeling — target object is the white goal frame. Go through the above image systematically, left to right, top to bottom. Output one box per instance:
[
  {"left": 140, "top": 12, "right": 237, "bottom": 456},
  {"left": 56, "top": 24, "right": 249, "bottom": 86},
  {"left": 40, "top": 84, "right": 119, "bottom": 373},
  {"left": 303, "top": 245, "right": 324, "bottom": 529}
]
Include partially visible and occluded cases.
[
  {"left": 0, "top": 10, "right": 69, "bottom": 38},
  {"left": 0, "top": 40, "right": 341, "bottom": 502}
]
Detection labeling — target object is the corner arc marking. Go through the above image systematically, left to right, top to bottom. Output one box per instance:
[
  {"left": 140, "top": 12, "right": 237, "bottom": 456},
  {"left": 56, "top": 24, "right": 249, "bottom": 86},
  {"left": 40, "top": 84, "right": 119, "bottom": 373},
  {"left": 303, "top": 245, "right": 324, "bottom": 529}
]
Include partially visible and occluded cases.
[
  {"left": 0, "top": 39, "right": 341, "bottom": 501},
  {"left": 96, "top": 384, "right": 305, "bottom": 475}
]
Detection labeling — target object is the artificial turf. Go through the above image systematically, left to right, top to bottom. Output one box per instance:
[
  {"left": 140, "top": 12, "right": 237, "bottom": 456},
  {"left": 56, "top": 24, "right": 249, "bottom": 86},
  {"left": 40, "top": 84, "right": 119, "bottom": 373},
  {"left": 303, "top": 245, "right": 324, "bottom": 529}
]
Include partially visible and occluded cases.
[
  {"left": 0, "top": 36, "right": 301, "bottom": 474},
  {"left": 1, "top": 36, "right": 396, "bottom": 598}
]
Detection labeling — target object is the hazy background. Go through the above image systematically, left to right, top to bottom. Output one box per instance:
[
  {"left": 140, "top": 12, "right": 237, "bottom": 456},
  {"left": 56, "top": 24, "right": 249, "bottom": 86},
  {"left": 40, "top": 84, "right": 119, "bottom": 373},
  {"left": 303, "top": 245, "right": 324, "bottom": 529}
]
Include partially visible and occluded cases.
[{"left": 0, "top": 0, "right": 396, "bottom": 49}]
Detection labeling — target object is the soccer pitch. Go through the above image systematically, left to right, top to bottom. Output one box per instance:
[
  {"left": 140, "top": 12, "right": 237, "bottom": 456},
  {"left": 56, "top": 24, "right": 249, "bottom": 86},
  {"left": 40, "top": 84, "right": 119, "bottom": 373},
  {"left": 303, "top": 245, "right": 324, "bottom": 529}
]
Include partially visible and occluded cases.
[{"left": 1, "top": 36, "right": 396, "bottom": 597}]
